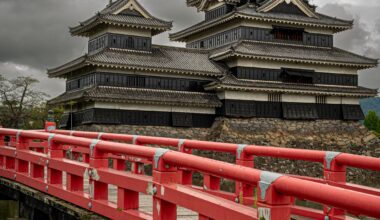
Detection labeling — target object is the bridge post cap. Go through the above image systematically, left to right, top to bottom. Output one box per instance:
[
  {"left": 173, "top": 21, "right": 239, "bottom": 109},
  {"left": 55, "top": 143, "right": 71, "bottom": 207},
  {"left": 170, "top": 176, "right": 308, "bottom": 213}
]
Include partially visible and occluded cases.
[
  {"left": 16, "top": 130, "right": 22, "bottom": 142},
  {"left": 97, "top": 132, "right": 104, "bottom": 140},
  {"left": 48, "top": 133, "right": 55, "bottom": 148},
  {"left": 132, "top": 135, "right": 139, "bottom": 145},
  {"left": 90, "top": 139, "right": 100, "bottom": 156},
  {"left": 178, "top": 139, "right": 186, "bottom": 151},
  {"left": 236, "top": 144, "right": 248, "bottom": 159},
  {"left": 154, "top": 148, "right": 170, "bottom": 169},
  {"left": 325, "top": 151, "right": 341, "bottom": 170},
  {"left": 259, "top": 171, "right": 283, "bottom": 200}
]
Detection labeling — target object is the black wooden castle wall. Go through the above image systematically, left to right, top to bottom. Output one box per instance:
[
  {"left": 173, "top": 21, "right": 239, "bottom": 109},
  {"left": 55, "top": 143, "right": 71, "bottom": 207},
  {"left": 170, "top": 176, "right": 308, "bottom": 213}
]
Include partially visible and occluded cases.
[
  {"left": 187, "top": 26, "right": 333, "bottom": 49},
  {"left": 88, "top": 33, "right": 152, "bottom": 53},
  {"left": 230, "top": 67, "right": 358, "bottom": 86},
  {"left": 66, "top": 72, "right": 211, "bottom": 92},
  {"left": 218, "top": 100, "right": 364, "bottom": 120},
  {"left": 60, "top": 109, "right": 215, "bottom": 128}
]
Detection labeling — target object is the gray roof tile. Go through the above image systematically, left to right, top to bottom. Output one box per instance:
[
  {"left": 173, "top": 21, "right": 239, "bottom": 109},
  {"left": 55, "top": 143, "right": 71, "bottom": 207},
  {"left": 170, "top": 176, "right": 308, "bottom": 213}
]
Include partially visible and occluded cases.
[
  {"left": 70, "top": 0, "right": 172, "bottom": 36},
  {"left": 170, "top": 4, "right": 352, "bottom": 40},
  {"left": 210, "top": 41, "right": 378, "bottom": 68},
  {"left": 48, "top": 46, "right": 224, "bottom": 77},
  {"left": 206, "top": 74, "right": 378, "bottom": 97},
  {"left": 49, "top": 86, "right": 222, "bottom": 107}
]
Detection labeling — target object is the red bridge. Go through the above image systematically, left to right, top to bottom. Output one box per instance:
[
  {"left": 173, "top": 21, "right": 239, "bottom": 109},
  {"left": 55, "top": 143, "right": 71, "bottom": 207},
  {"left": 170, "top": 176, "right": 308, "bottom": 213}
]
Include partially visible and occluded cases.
[{"left": 0, "top": 121, "right": 379, "bottom": 220}]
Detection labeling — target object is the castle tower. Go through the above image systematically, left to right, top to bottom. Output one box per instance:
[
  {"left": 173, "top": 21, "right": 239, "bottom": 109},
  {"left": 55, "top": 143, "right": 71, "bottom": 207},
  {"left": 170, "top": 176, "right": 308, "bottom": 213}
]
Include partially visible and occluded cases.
[
  {"left": 48, "top": 0, "right": 223, "bottom": 128},
  {"left": 170, "top": 0, "right": 378, "bottom": 120}
]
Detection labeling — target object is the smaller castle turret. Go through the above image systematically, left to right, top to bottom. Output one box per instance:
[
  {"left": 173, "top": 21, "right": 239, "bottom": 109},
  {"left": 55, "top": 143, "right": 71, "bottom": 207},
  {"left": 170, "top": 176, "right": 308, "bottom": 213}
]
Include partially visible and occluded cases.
[{"left": 69, "top": 0, "right": 172, "bottom": 54}]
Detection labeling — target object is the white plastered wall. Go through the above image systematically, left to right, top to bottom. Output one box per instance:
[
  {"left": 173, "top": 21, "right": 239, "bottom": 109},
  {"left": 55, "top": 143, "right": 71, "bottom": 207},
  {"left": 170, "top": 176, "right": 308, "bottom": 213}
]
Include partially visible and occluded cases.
[
  {"left": 90, "top": 27, "right": 152, "bottom": 40},
  {"left": 93, "top": 102, "right": 215, "bottom": 114}
]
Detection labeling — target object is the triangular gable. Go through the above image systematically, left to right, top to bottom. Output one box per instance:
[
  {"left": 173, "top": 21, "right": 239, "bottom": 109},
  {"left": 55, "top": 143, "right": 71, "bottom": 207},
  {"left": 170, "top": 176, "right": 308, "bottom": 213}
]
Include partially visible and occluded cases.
[
  {"left": 112, "top": 0, "right": 153, "bottom": 19},
  {"left": 198, "top": 0, "right": 238, "bottom": 11},
  {"left": 199, "top": 0, "right": 212, "bottom": 11},
  {"left": 258, "top": 0, "right": 318, "bottom": 18}
]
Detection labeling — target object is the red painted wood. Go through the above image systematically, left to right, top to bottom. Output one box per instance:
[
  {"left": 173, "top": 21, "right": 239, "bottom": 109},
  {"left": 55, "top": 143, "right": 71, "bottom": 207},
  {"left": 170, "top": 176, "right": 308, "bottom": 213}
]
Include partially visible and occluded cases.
[{"left": 0, "top": 126, "right": 380, "bottom": 220}]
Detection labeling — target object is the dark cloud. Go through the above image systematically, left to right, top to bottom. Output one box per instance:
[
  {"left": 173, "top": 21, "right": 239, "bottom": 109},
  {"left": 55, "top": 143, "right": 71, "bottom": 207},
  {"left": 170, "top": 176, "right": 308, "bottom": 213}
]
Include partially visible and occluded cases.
[
  {"left": 0, "top": 0, "right": 379, "bottom": 96},
  {"left": 318, "top": 4, "right": 380, "bottom": 93}
]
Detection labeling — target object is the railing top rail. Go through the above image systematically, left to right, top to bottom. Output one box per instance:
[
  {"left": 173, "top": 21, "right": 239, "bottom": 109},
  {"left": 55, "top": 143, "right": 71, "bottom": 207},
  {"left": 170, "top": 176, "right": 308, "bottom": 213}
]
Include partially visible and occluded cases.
[
  {"left": 1, "top": 128, "right": 380, "bottom": 218},
  {"left": 47, "top": 129, "right": 380, "bottom": 172}
]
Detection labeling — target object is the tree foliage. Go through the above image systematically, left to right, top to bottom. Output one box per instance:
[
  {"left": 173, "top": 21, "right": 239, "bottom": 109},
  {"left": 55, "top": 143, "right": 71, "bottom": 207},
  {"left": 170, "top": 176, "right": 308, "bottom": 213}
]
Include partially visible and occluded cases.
[
  {"left": 0, "top": 74, "right": 49, "bottom": 128},
  {"left": 364, "top": 111, "right": 380, "bottom": 137}
]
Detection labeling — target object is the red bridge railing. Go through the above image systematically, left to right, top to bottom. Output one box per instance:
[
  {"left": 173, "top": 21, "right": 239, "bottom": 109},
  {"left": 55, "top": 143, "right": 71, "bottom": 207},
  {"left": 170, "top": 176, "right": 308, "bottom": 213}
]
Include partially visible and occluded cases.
[
  {"left": 0, "top": 126, "right": 379, "bottom": 220},
  {"left": 46, "top": 128, "right": 380, "bottom": 219}
]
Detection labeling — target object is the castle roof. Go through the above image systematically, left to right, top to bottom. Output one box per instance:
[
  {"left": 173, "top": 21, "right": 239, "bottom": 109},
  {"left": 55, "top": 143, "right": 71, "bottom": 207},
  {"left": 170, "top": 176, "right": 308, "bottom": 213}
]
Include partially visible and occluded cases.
[
  {"left": 70, "top": 0, "right": 172, "bottom": 37},
  {"left": 170, "top": 3, "right": 353, "bottom": 41},
  {"left": 209, "top": 41, "right": 378, "bottom": 69},
  {"left": 47, "top": 46, "right": 224, "bottom": 78},
  {"left": 205, "top": 74, "right": 378, "bottom": 98},
  {"left": 48, "top": 85, "right": 222, "bottom": 108}
]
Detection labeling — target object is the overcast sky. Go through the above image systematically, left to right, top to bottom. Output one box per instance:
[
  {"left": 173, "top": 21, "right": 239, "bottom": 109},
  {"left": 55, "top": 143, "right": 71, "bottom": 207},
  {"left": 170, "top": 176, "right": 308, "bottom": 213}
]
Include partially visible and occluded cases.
[{"left": 0, "top": 0, "right": 379, "bottom": 98}]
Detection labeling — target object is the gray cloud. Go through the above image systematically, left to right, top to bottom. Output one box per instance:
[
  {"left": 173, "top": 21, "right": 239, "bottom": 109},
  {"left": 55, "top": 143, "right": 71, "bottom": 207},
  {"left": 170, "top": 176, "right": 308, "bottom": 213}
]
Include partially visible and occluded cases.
[
  {"left": 0, "top": 0, "right": 379, "bottom": 96},
  {"left": 318, "top": 4, "right": 380, "bottom": 93}
]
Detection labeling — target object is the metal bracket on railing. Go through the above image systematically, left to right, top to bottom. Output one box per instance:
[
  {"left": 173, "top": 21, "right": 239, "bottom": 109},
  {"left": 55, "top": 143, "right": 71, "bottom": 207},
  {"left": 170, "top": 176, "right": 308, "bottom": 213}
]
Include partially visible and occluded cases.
[
  {"left": 16, "top": 130, "right": 22, "bottom": 143},
  {"left": 97, "top": 132, "right": 104, "bottom": 140},
  {"left": 48, "top": 134, "right": 55, "bottom": 148},
  {"left": 132, "top": 135, "right": 139, "bottom": 145},
  {"left": 90, "top": 139, "right": 100, "bottom": 157},
  {"left": 178, "top": 139, "right": 186, "bottom": 151},
  {"left": 236, "top": 144, "right": 248, "bottom": 159},
  {"left": 154, "top": 148, "right": 169, "bottom": 169},
  {"left": 325, "top": 151, "right": 341, "bottom": 170},
  {"left": 259, "top": 171, "right": 283, "bottom": 200}
]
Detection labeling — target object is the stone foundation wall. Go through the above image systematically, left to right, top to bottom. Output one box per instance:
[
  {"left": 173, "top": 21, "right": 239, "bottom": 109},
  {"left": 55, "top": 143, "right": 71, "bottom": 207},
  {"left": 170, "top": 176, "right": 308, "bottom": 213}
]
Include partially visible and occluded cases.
[{"left": 76, "top": 117, "right": 380, "bottom": 187}]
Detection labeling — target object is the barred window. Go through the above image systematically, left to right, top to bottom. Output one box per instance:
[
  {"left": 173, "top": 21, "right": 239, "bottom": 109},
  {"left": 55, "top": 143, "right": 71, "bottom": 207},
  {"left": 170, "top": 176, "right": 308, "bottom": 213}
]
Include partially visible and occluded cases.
[
  {"left": 269, "top": 93, "right": 282, "bottom": 102},
  {"left": 316, "top": 96, "right": 327, "bottom": 104}
]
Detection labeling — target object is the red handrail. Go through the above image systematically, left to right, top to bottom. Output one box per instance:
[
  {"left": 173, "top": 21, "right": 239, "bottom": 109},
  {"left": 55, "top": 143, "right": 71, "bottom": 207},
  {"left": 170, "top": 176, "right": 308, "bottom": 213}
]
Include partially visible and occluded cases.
[
  {"left": 1, "top": 128, "right": 380, "bottom": 219},
  {"left": 49, "top": 129, "right": 380, "bottom": 171}
]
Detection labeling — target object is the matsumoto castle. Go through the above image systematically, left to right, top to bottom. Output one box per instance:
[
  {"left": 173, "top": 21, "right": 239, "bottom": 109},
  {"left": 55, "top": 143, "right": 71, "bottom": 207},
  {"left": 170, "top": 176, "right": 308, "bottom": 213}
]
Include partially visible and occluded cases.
[{"left": 48, "top": 0, "right": 378, "bottom": 129}]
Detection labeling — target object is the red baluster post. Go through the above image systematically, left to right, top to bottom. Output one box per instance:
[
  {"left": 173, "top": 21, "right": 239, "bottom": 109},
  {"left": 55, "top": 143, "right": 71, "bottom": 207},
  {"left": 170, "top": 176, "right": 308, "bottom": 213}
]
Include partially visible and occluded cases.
[
  {"left": 15, "top": 132, "right": 28, "bottom": 175},
  {"left": 47, "top": 134, "right": 63, "bottom": 186},
  {"left": 177, "top": 139, "right": 193, "bottom": 185},
  {"left": 89, "top": 140, "right": 108, "bottom": 203},
  {"left": 236, "top": 144, "right": 255, "bottom": 206},
  {"left": 153, "top": 149, "right": 177, "bottom": 220},
  {"left": 324, "top": 152, "right": 346, "bottom": 220},
  {"left": 117, "top": 156, "right": 139, "bottom": 211},
  {"left": 257, "top": 172, "right": 291, "bottom": 220}
]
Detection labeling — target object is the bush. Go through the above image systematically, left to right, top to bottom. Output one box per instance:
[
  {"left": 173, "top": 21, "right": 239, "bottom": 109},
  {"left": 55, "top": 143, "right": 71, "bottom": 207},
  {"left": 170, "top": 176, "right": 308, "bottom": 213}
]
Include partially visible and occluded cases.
[{"left": 364, "top": 111, "right": 380, "bottom": 134}]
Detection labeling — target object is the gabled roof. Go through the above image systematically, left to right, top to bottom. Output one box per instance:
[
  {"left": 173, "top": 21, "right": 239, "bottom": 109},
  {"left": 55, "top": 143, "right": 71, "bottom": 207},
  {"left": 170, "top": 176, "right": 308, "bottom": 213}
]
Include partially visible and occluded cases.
[
  {"left": 70, "top": 0, "right": 172, "bottom": 37},
  {"left": 187, "top": 0, "right": 240, "bottom": 10},
  {"left": 257, "top": 0, "right": 318, "bottom": 18},
  {"left": 170, "top": 4, "right": 353, "bottom": 41},
  {"left": 209, "top": 41, "right": 378, "bottom": 69},
  {"left": 47, "top": 46, "right": 224, "bottom": 78},
  {"left": 205, "top": 74, "right": 378, "bottom": 98},
  {"left": 48, "top": 85, "right": 222, "bottom": 108}
]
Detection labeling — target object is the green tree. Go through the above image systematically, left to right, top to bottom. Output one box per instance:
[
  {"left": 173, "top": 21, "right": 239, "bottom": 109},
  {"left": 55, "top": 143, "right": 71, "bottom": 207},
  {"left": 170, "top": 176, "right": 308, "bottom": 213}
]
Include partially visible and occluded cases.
[
  {"left": 0, "top": 74, "right": 49, "bottom": 128},
  {"left": 364, "top": 111, "right": 380, "bottom": 137}
]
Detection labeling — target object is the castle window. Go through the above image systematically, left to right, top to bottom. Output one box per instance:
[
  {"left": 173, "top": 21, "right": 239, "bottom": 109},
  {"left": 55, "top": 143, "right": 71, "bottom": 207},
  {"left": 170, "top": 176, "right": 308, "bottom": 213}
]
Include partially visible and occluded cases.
[
  {"left": 273, "top": 26, "right": 303, "bottom": 42},
  {"left": 200, "top": 41, "right": 205, "bottom": 48},
  {"left": 281, "top": 68, "right": 314, "bottom": 84},
  {"left": 269, "top": 93, "right": 282, "bottom": 102},
  {"left": 316, "top": 96, "right": 327, "bottom": 104}
]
